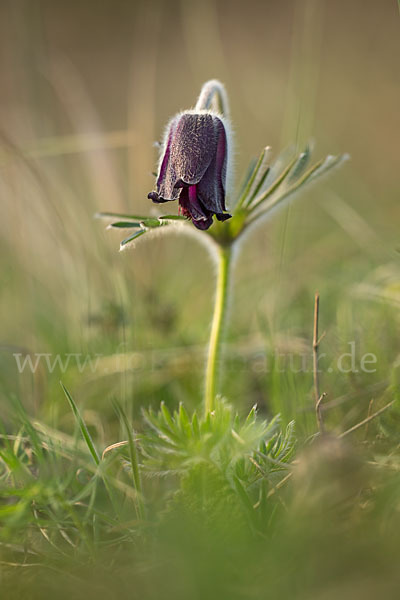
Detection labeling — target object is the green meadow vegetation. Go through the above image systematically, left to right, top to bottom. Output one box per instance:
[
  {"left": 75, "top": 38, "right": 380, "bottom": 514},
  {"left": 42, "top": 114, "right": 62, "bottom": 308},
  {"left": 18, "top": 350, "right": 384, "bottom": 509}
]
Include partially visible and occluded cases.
[{"left": 1, "top": 1, "right": 399, "bottom": 598}]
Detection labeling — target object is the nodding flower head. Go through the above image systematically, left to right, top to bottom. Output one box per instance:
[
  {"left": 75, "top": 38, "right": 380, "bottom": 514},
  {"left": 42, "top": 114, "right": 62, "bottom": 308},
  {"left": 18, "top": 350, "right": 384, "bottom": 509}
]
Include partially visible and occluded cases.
[
  {"left": 101, "top": 81, "right": 348, "bottom": 250},
  {"left": 148, "top": 109, "right": 232, "bottom": 230}
]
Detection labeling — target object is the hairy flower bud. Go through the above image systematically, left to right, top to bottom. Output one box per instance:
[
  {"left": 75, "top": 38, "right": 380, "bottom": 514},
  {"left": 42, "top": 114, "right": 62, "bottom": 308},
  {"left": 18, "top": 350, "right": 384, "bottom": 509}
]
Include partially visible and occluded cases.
[{"left": 148, "top": 112, "right": 231, "bottom": 230}]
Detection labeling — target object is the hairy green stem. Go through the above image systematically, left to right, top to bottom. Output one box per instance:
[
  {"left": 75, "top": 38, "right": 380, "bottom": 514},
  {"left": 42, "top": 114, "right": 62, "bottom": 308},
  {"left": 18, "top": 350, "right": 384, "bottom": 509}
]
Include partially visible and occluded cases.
[{"left": 205, "top": 245, "right": 232, "bottom": 414}]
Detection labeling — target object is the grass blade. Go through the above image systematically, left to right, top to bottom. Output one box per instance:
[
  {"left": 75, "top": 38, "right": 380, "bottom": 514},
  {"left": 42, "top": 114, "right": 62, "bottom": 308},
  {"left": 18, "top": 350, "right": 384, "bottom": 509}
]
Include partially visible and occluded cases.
[
  {"left": 60, "top": 382, "right": 100, "bottom": 466},
  {"left": 114, "top": 402, "right": 144, "bottom": 519}
]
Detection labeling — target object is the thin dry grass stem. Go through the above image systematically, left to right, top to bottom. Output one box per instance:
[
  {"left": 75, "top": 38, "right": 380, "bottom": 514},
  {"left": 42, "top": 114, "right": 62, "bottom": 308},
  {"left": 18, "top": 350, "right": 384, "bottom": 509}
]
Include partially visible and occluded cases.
[
  {"left": 313, "top": 292, "right": 326, "bottom": 433},
  {"left": 321, "top": 380, "right": 388, "bottom": 411},
  {"left": 316, "top": 392, "right": 327, "bottom": 434},
  {"left": 364, "top": 399, "right": 375, "bottom": 440},
  {"left": 338, "top": 400, "right": 395, "bottom": 439},
  {"left": 102, "top": 440, "right": 129, "bottom": 460},
  {"left": 249, "top": 456, "right": 269, "bottom": 478},
  {"left": 267, "top": 471, "right": 293, "bottom": 498},
  {"left": 0, "top": 561, "right": 42, "bottom": 568}
]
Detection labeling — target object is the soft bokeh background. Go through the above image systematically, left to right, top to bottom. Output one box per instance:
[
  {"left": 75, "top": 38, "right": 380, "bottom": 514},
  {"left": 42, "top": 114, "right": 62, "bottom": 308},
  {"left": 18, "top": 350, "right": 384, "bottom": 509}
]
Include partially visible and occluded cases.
[
  {"left": 1, "top": 0, "right": 399, "bottom": 436},
  {"left": 1, "top": 3, "right": 400, "bottom": 599}
]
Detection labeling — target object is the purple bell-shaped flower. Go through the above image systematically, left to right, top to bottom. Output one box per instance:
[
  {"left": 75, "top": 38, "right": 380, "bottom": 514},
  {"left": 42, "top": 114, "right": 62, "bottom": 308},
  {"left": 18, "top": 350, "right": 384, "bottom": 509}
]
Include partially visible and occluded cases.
[{"left": 148, "top": 111, "right": 232, "bottom": 230}]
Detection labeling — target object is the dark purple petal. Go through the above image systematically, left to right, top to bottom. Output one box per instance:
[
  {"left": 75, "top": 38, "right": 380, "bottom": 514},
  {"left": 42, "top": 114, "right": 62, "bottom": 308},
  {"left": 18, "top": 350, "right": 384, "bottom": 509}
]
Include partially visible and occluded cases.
[
  {"left": 148, "top": 111, "right": 231, "bottom": 229},
  {"left": 151, "top": 113, "right": 219, "bottom": 200},
  {"left": 171, "top": 114, "right": 218, "bottom": 185},
  {"left": 153, "top": 116, "right": 181, "bottom": 201},
  {"left": 157, "top": 118, "right": 176, "bottom": 185},
  {"left": 196, "top": 118, "right": 227, "bottom": 214},
  {"left": 186, "top": 185, "right": 209, "bottom": 221},
  {"left": 179, "top": 186, "right": 207, "bottom": 220},
  {"left": 178, "top": 187, "right": 213, "bottom": 230},
  {"left": 147, "top": 191, "right": 169, "bottom": 203},
  {"left": 215, "top": 212, "right": 232, "bottom": 222},
  {"left": 192, "top": 216, "right": 213, "bottom": 230}
]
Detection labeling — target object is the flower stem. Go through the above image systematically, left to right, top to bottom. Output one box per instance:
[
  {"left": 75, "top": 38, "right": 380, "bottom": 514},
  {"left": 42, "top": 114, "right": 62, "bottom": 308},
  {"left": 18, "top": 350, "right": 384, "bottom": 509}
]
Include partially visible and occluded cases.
[
  {"left": 195, "top": 79, "right": 230, "bottom": 117},
  {"left": 205, "top": 244, "right": 232, "bottom": 414}
]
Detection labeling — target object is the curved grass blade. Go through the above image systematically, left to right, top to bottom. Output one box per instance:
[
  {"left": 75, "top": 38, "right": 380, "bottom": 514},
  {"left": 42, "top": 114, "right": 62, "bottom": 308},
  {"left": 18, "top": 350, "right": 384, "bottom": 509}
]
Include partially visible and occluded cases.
[
  {"left": 60, "top": 382, "right": 100, "bottom": 466},
  {"left": 61, "top": 383, "right": 125, "bottom": 520},
  {"left": 113, "top": 401, "right": 144, "bottom": 519}
]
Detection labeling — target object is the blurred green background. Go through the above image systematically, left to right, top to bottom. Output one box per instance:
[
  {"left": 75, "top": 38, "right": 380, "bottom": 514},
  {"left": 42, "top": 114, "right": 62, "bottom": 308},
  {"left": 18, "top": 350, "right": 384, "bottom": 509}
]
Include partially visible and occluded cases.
[
  {"left": 0, "top": 0, "right": 399, "bottom": 436},
  {"left": 1, "top": 2, "right": 400, "bottom": 599}
]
